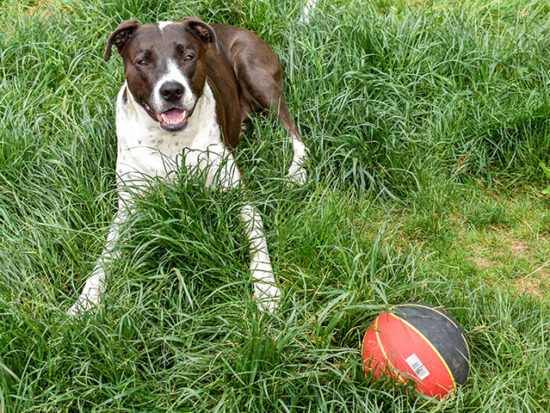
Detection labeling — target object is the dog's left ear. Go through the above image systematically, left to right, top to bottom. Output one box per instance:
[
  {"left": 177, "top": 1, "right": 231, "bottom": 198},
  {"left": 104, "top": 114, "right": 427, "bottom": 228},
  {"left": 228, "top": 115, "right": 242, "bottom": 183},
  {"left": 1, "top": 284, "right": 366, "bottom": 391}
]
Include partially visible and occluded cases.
[
  {"left": 182, "top": 17, "right": 217, "bottom": 49},
  {"left": 104, "top": 20, "right": 141, "bottom": 61}
]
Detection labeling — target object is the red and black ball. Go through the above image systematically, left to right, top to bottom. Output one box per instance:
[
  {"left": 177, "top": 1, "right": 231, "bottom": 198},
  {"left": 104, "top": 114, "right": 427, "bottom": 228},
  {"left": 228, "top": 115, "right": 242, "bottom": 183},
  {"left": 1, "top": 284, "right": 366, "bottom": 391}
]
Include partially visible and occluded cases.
[{"left": 362, "top": 302, "right": 470, "bottom": 399}]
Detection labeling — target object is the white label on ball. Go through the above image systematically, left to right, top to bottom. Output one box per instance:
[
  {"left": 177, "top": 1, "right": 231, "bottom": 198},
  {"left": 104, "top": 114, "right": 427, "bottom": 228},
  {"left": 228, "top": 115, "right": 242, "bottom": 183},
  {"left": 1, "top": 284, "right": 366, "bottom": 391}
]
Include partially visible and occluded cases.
[{"left": 406, "top": 353, "right": 430, "bottom": 380}]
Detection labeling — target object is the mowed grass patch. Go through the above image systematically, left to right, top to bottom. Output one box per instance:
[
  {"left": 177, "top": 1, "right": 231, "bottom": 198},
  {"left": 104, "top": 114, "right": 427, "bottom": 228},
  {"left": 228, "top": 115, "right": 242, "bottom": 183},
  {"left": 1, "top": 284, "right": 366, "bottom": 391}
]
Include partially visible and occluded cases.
[
  {"left": 1, "top": 0, "right": 549, "bottom": 412},
  {"left": 391, "top": 184, "right": 550, "bottom": 300},
  {"left": 459, "top": 190, "right": 549, "bottom": 300}
]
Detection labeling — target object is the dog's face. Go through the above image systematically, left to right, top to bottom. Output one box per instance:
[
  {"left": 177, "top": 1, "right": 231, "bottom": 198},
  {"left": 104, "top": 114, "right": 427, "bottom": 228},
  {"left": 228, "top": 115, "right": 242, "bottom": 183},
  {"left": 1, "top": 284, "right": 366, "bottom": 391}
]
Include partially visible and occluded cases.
[{"left": 105, "top": 18, "right": 216, "bottom": 132}]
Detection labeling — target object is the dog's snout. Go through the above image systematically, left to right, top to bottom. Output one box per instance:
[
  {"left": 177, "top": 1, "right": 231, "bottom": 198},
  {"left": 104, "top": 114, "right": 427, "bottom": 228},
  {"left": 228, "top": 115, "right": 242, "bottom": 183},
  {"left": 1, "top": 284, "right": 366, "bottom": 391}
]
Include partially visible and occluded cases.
[{"left": 160, "top": 81, "right": 184, "bottom": 102}]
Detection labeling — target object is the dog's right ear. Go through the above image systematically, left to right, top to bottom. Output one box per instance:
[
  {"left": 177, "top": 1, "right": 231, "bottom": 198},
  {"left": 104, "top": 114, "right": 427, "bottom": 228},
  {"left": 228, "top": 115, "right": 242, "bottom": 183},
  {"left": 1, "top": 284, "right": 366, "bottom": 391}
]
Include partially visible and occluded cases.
[{"left": 104, "top": 20, "right": 141, "bottom": 62}]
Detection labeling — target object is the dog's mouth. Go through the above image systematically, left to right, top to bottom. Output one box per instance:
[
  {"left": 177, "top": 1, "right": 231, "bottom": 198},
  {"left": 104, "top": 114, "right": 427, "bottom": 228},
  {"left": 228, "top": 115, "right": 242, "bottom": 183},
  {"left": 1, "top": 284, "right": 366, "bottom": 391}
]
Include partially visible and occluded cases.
[{"left": 143, "top": 103, "right": 191, "bottom": 132}]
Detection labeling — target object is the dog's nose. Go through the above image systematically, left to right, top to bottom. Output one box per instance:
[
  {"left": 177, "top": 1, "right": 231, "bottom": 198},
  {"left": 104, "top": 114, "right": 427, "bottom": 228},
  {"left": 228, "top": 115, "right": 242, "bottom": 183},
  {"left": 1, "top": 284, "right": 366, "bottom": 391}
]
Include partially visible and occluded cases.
[{"left": 159, "top": 81, "right": 184, "bottom": 102}]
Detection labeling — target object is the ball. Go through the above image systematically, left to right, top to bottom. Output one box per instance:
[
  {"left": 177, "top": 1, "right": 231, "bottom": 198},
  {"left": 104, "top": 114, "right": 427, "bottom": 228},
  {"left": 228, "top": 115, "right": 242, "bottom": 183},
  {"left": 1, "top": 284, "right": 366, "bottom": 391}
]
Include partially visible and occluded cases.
[{"left": 362, "top": 302, "right": 470, "bottom": 399}]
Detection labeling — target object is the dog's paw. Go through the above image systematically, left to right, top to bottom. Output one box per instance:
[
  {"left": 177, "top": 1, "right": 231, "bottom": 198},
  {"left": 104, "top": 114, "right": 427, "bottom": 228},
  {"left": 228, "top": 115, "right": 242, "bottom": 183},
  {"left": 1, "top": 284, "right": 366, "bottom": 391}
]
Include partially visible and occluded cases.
[
  {"left": 286, "top": 163, "right": 307, "bottom": 186},
  {"left": 253, "top": 282, "right": 281, "bottom": 313}
]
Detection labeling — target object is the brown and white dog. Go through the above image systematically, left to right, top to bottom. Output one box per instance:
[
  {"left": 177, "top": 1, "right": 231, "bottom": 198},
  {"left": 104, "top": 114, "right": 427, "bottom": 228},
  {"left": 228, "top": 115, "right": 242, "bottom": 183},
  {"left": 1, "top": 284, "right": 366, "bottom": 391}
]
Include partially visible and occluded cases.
[{"left": 68, "top": 17, "right": 307, "bottom": 315}]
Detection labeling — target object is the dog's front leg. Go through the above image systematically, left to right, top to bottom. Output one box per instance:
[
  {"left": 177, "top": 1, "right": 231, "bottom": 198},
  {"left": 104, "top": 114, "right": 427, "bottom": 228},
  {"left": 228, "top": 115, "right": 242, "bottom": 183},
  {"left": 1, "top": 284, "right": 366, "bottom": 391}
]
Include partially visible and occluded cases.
[
  {"left": 192, "top": 147, "right": 281, "bottom": 312},
  {"left": 67, "top": 204, "right": 129, "bottom": 315},
  {"left": 239, "top": 204, "right": 281, "bottom": 313}
]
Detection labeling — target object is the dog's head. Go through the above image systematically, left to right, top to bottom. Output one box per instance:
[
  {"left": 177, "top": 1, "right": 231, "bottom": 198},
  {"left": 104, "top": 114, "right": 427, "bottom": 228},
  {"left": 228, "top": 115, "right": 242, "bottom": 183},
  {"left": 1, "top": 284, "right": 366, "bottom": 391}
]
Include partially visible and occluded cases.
[{"left": 105, "top": 18, "right": 216, "bottom": 132}]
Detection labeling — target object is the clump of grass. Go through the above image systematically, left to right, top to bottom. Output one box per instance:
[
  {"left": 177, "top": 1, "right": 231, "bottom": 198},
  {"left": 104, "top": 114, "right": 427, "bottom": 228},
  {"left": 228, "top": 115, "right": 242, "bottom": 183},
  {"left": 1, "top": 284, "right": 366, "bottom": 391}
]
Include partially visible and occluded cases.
[
  {"left": 539, "top": 161, "right": 550, "bottom": 196},
  {"left": 463, "top": 199, "right": 514, "bottom": 229}
]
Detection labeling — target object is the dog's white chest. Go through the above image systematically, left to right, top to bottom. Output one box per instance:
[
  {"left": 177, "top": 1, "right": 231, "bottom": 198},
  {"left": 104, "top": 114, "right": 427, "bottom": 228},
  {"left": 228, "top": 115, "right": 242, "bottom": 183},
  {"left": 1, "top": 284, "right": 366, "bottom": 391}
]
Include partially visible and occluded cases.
[{"left": 114, "top": 82, "right": 238, "bottom": 187}]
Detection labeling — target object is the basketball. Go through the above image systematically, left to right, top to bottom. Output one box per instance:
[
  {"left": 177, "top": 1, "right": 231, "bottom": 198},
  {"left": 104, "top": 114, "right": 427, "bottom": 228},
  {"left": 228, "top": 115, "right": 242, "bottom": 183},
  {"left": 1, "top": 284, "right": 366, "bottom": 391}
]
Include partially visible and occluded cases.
[{"left": 362, "top": 302, "right": 470, "bottom": 399}]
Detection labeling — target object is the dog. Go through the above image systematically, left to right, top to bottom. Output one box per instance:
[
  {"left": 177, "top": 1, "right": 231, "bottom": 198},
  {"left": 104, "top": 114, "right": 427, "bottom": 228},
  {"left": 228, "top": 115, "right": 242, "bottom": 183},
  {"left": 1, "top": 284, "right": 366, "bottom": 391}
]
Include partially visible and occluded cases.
[{"left": 68, "top": 17, "right": 307, "bottom": 315}]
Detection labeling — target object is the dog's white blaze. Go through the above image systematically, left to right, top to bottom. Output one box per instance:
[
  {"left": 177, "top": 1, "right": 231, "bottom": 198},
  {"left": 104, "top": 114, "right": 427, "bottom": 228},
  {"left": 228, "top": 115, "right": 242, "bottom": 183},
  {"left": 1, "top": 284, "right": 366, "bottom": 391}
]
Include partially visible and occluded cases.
[
  {"left": 158, "top": 21, "right": 174, "bottom": 31},
  {"left": 151, "top": 58, "right": 196, "bottom": 113}
]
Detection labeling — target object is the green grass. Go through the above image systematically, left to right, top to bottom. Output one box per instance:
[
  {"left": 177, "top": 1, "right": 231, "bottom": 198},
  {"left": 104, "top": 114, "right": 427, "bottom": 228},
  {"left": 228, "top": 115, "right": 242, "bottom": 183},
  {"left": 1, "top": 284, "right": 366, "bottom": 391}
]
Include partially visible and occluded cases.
[{"left": 0, "top": 0, "right": 549, "bottom": 411}]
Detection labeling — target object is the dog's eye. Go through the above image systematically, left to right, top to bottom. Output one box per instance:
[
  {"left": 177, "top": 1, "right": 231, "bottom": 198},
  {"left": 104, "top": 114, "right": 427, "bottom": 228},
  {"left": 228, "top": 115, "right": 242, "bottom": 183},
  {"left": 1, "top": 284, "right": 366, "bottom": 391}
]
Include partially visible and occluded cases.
[
  {"left": 184, "top": 55, "right": 195, "bottom": 63},
  {"left": 136, "top": 59, "right": 149, "bottom": 67}
]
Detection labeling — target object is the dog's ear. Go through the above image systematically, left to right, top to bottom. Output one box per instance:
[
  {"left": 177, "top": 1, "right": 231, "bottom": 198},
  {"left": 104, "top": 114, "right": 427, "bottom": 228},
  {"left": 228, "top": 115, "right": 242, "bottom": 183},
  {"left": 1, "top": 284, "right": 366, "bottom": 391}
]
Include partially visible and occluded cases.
[
  {"left": 182, "top": 17, "right": 217, "bottom": 49},
  {"left": 104, "top": 20, "right": 141, "bottom": 62}
]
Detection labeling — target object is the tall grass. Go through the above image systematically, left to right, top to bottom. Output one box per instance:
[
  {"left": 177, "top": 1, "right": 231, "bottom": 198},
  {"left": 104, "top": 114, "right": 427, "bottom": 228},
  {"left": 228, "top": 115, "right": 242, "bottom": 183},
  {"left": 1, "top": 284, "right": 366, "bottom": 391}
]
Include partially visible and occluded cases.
[{"left": 0, "top": 0, "right": 548, "bottom": 411}]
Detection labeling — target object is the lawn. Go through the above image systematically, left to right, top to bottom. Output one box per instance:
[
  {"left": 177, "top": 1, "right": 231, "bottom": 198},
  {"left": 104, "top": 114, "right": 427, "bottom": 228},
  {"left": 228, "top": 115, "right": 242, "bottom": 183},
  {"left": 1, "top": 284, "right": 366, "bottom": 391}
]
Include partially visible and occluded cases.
[{"left": 0, "top": 0, "right": 548, "bottom": 411}]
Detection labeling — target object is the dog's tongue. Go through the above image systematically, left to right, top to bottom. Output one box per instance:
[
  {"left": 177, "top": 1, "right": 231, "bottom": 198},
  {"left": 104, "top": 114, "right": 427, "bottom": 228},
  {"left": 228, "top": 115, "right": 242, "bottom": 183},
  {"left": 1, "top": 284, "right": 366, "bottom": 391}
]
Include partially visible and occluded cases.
[{"left": 160, "top": 108, "right": 186, "bottom": 125}]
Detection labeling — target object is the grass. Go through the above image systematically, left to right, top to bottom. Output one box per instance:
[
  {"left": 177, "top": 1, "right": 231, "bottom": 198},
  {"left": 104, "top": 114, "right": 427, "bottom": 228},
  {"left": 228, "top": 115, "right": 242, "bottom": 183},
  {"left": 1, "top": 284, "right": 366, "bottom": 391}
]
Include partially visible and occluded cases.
[{"left": 0, "top": 0, "right": 548, "bottom": 411}]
